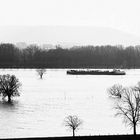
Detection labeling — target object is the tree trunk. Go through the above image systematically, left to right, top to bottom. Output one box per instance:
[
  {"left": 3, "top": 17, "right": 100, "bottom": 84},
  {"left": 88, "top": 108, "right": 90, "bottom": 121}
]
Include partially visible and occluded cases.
[
  {"left": 40, "top": 74, "right": 43, "bottom": 79},
  {"left": 8, "top": 95, "right": 11, "bottom": 103},
  {"left": 133, "top": 123, "right": 136, "bottom": 136},
  {"left": 72, "top": 129, "right": 75, "bottom": 137}
]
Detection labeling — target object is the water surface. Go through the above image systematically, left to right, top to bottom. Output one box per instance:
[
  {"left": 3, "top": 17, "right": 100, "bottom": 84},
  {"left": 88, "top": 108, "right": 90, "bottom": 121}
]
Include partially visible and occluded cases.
[{"left": 0, "top": 69, "right": 140, "bottom": 138}]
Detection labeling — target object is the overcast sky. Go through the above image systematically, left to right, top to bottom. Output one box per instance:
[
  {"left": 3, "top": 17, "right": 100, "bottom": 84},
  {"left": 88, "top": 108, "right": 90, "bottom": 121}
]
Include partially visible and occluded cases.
[{"left": 0, "top": 0, "right": 140, "bottom": 45}]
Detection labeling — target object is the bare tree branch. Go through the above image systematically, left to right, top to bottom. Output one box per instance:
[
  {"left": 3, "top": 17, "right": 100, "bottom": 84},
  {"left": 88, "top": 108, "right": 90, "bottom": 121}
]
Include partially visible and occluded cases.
[
  {"left": 36, "top": 69, "right": 46, "bottom": 79},
  {"left": 0, "top": 74, "right": 21, "bottom": 102},
  {"left": 108, "top": 83, "right": 140, "bottom": 135},
  {"left": 64, "top": 115, "right": 82, "bottom": 137}
]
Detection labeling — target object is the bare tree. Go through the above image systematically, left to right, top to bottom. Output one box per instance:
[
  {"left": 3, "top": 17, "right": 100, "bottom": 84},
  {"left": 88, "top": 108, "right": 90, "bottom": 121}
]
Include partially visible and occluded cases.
[
  {"left": 36, "top": 69, "right": 46, "bottom": 79},
  {"left": 0, "top": 74, "right": 21, "bottom": 102},
  {"left": 108, "top": 84, "right": 140, "bottom": 135},
  {"left": 109, "top": 84, "right": 123, "bottom": 98},
  {"left": 64, "top": 115, "right": 82, "bottom": 137}
]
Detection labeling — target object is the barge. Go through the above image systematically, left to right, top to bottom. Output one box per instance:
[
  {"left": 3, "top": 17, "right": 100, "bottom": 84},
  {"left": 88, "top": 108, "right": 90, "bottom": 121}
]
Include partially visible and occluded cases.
[{"left": 67, "top": 69, "right": 126, "bottom": 75}]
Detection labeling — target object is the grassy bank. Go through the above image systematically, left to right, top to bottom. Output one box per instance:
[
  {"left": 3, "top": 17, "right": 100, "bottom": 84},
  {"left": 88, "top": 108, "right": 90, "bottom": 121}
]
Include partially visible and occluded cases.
[{"left": 2, "top": 135, "right": 140, "bottom": 140}]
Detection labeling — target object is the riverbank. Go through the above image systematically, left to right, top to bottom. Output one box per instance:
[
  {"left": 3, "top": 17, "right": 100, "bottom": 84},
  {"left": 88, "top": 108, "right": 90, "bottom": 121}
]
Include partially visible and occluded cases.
[{"left": 1, "top": 135, "right": 140, "bottom": 140}]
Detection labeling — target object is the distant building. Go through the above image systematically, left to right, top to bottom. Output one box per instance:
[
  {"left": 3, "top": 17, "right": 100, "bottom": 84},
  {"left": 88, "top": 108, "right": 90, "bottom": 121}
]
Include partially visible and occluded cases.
[
  {"left": 16, "top": 42, "right": 27, "bottom": 49},
  {"left": 41, "top": 44, "right": 55, "bottom": 50}
]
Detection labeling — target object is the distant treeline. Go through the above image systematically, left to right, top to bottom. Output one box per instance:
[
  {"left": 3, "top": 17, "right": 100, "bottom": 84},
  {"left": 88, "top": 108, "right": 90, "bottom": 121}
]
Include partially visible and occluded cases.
[{"left": 0, "top": 43, "right": 140, "bottom": 68}]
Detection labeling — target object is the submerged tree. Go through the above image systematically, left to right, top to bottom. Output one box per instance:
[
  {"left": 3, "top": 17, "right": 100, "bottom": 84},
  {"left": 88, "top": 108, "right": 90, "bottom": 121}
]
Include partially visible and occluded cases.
[
  {"left": 36, "top": 69, "right": 46, "bottom": 79},
  {"left": 0, "top": 74, "right": 21, "bottom": 102},
  {"left": 108, "top": 83, "right": 140, "bottom": 135},
  {"left": 64, "top": 115, "right": 82, "bottom": 137}
]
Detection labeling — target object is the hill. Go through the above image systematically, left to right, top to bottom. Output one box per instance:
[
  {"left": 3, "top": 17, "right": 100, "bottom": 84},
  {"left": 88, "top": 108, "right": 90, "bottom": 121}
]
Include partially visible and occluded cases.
[{"left": 0, "top": 26, "right": 139, "bottom": 47}]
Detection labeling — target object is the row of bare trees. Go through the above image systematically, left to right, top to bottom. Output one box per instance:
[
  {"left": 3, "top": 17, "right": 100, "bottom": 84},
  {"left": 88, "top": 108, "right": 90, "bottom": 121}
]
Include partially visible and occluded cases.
[
  {"left": 1, "top": 43, "right": 140, "bottom": 68},
  {"left": 0, "top": 73, "right": 140, "bottom": 136}
]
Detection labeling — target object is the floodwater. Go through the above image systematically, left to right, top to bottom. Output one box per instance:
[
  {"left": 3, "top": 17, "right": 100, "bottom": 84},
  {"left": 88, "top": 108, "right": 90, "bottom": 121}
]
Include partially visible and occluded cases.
[{"left": 0, "top": 69, "right": 140, "bottom": 138}]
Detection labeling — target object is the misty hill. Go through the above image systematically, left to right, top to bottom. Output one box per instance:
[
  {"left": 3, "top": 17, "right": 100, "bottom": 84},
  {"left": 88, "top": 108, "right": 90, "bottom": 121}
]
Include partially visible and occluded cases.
[{"left": 0, "top": 26, "right": 140, "bottom": 47}]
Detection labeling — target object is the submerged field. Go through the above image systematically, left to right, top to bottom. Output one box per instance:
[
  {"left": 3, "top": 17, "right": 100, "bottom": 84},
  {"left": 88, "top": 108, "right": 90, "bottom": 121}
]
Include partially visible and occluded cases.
[{"left": 0, "top": 69, "right": 140, "bottom": 138}]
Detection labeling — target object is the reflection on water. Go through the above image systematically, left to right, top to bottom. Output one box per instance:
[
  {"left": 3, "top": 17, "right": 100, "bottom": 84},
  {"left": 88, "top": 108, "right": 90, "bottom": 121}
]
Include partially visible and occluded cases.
[
  {"left": 0, "top": 69, "right": 140, "bottom": 138},
  {"left": 0, "top": 100, "right": 19, "bottom": 111}
]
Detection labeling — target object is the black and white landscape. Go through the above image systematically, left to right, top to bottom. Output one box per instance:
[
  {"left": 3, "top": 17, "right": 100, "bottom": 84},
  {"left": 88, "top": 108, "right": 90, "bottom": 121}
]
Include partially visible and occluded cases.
[{"left": 0, "top": 0, "right": 140, "bottom": 139}]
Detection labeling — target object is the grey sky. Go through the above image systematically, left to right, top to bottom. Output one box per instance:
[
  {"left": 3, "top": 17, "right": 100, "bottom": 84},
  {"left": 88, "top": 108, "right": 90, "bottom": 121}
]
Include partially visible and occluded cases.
[{"left": 0, "top": 0, "right": 140, "bottom": 45}]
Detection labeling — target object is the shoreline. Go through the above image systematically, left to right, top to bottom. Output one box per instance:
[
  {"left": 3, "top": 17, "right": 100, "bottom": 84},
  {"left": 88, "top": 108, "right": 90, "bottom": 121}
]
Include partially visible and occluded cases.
[
  {"left": 0, "top": 67, "right": 137, "bottom": 69},
  {"left": 1, "top": 135, "right": 140, "bottom": 140}
]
